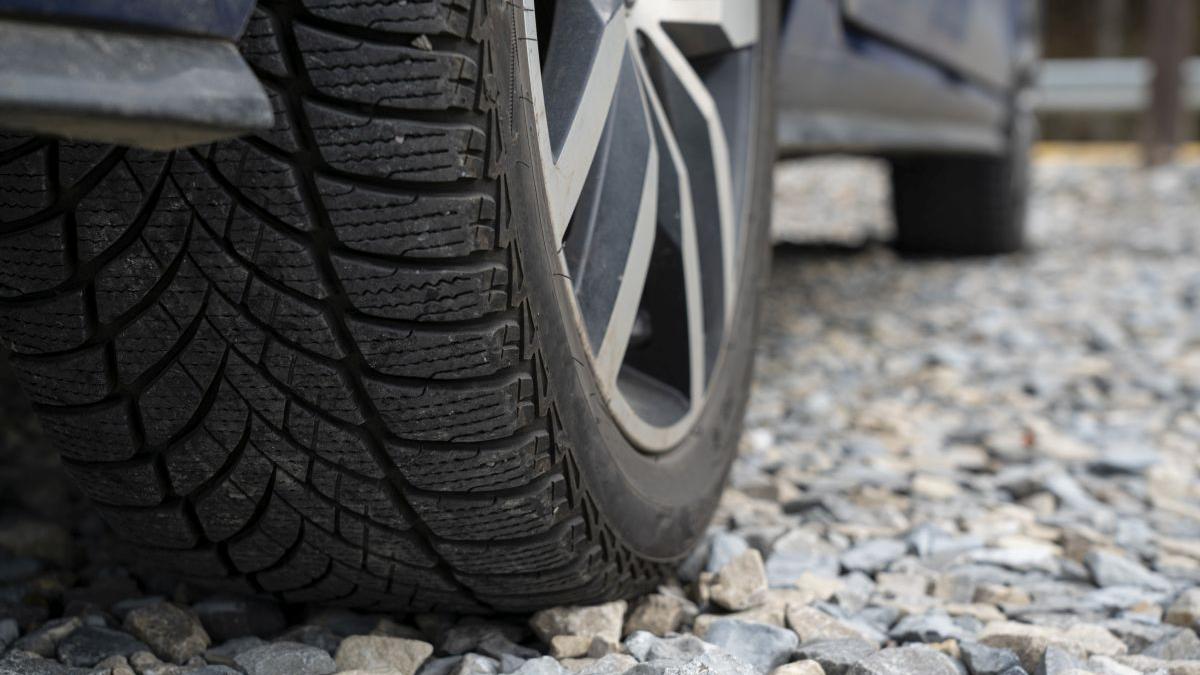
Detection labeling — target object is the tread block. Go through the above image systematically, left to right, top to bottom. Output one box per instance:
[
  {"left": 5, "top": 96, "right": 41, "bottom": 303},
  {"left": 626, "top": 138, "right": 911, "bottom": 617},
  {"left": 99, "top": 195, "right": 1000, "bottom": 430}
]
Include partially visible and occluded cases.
[
  {"left": 299, "top": 0, "right": 473, "bottom": 38},
  {"left": 241, "top": 9, "right": 290, "bottom": 78},
  {"left": 296, "top": 26, "right": 478, "bottom": 111},
  {"left": 305, "top": 102, "right": 485, "bottom": 182},
  {"left": 58, "top": 142, "right": 113, "bottom": 187},
  {"left": 211, "top": 142, "right": 314, "bottom": 232},
  {"left": 0, "top": 147, "right": 50, "bottom": 222},
  {"left": 75, "top": 152, "right": 167, "bottom": 261},
  {"left": 173, "top": 152, "right": 236, "bottom": 234},
  {"left": 319, "top": 177, "right": 495, "bottom": 259},
  {"left": 228, "top": 207, "right": 328, "bottom": 299},
  {"left": 0, "top": 217, "right": 70, "bottom": 298},
  {"left": 94, "top": 239, "right": 169, "bottom": 324},
  {"left": 333, "top": 256, "right": 508, "bottom": 322},
  {"left": 0, "top": 291, "right": 90, "bottom": 354},
  {"left": 115, "top": 302, "right": 187, "bottom": 384},
  {"left": 349, "top": 316, "right": 519, "bottom": 380},
  {"left": 262, "top": 340, "right": 364, "bottom": 424},
  {"left": 9, "top": 345, "right": 110, "bottom": 406},
  {"left": 225, "top": 350, "right": 289, "bottom": 428},
  {"left": 364, "top": 372, "right": 534, "bottom": 442},
  {"left": 163, "top": 379, "right": 251, "bottom": 495},
  {"left": 39, "top": 401, "right": 140, "bottom": 462},
  {"left": 286, "top": 404, "right": 383, "bottom": 478},
  {"left": 387, "top": 430, "right": 551, "bottom": 492},
  {"left": 194, "top": 445, "right": 274, "bottom": 541},
  {"left": 66, "top": 459, "right": 165, "bottom": 507},
  {"left": 309, "top": 463, "right": 406, "bottom": 525},
  {"left": 407, "top": 475, "right": 565, "bottom": 540},
  {"left": 228, "top": 491, "right": 301, "bottom": 573},
  {"left": 96, "top": 502, "right": 200, "bottom": 549},
  {"left": 433, "top": 518, "right": 588, "bottom": 574},
  {"left": 255, "top": 540, "right": 330, "bottom": 593}
]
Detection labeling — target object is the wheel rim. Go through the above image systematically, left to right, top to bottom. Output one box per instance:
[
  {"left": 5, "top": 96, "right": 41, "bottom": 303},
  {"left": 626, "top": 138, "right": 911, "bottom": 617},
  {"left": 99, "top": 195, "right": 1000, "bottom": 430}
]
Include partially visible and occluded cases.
[{"left": 523, "top": 0, "right": 761, "bottom": 452}]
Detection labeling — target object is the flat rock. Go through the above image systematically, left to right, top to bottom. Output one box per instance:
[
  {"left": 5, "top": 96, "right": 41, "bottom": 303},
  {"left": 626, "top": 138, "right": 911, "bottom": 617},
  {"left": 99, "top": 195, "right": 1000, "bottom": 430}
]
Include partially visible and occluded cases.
[
  {"left": 841, "top": 540, "right": 907, "bottom": 575},
  {"left": 708, "top": 549, "right": 770, "bottom": 611},
  {"left": 1084, "top": 551, "right": 1172, "bottom": 592},
  {"left": 1166, "top": 587, "right": 1200, "bottom": 628},
  {"left": 624, "top": 593, "right": 692, "bottom": 636},
  {"left": 122, "top": 602, "right": 210, "bottom": 664},
  {"left": 530, "top": 602, "right": 627, "bottom": 644},
  {"left": 787, "top": 606, "right": 874, "bottom": 645},
  {"left": 888, "top": 613, "right": 970, "bottom": 644},
  {"left": 703, "top": 619, "right": 799, "bottom": 673},
  {"left": 979, "top": 622, "right": 1126, "bottom": 673},
  {"left": 54, "top": 625, "right": 148, "bottom": 668},
  {"left": 1141, "top": 628, "right": 1200, "bottom": 661},
  {"left": 334, "top": 635, "right": 433, "bottom": 675},
  {"left": 795, "top": 639, "right": 878, "bottom": 675},
  {"left": 233, "top": 641, "right": 337, "bottom": 675},
  {"left": 847, "top": 645, "right": 961, "bottom": 675},
  {"left": 0, "top": 649, "right": 92, "bottom": 675},
  {"left": 509, "top": 655, "right": 570, "bottom": 675},
  {"left": 772, "top": 661, "right": 827, "bottom": 675}
]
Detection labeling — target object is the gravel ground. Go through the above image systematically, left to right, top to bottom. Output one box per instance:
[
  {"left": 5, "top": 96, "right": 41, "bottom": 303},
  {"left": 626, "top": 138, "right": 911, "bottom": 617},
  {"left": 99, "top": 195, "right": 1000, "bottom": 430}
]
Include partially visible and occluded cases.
[{"left": 3, "top": 157, "right": 1200, "bottom": 675}]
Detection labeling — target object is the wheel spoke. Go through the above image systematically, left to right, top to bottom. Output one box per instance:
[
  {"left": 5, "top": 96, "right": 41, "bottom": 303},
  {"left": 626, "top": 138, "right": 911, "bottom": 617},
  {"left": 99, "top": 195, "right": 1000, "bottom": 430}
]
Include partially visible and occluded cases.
[
  {"left": 630, "top": 0, "right": 759, "bottom": 57},
  {"left": 536, "top": 4, "right": 629, "bottom": 241},
  {"left": 639, "top": 23, "right": 737, "bottom": 373},
  {"left": 631, "top": 47, "right": 708, "bottom": 404},
  {"left": 562, "top": 49, "right": 658, "bottom": 383}
]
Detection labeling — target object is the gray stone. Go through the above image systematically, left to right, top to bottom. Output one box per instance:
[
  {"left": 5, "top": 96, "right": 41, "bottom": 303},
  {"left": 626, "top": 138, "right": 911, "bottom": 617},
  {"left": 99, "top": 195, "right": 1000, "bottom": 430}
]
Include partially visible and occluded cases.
[
  {"left": 707, "top": 533, "right": 751, "bottom": 573},
  {"left": 841, "top": 540, "right": 907, "bottom": 574},
  {"left": 708, "top": 549, "right": 770, "bottom": 611},
  {"left": 766, "top": 550, "right": 841, "bottom": 587},
  {"left": 1084, "top": 551, "right": 1173, "bottom": 593},
  {"left": 1166, "top": 587, "right": 1200, "bottom": 628},
  {"left": 624, "top": 593, "right": 694, "bottom": 637},
  {"left": 192, "top": 596, "right": 287, "bottom": 642},
  {"left": 122, "top": 602, "right": 211, "bottom": 664},
  {"left": 530, "top": 602, "right": 626, "bottom": 644},
  {"left": 888, "top": 613, "right": 970, "bottom": 643},
  {"left": 12, "top": 617, "right": 82, "bottom": 657},
  {"left": 702, "top": 619, "right": 799, "bottom": 673},
  {"left": 440, "top": 621, "right": 526, "bottom": 655},
  {"left": 273, "top": 624, "right": 341, "bottom": 653},
  {"left": 54, "top": 625, "right": 148, "bottom": 667},
  {"left": 1141, "top": 628, "right": 1200, "bottom": 661},
  {"left": 625, "top": 633, "right": 710, "bottom": 663},
  {"left": 334, "top": 635, "right": 434, "bottom": 675},
  {"left": 204, "top": 636, "right": 267, "bottom": 668},
  {"left": 795, "top": 639, "right": 878, "bottom": 675},
  {"left": 233, "top": 641, "right": 337, "bottom": 675},
  {"left": 959, "top": 641, "right": 1025, "bottom": 675},
  {"left": 847, "top": 645, "right": 960, "bottom": 675},
  {"left": 1037, "top": 646, "right": 1082, "bottom": 675},
  {"left": 0, "top": 650, "right": 91, "bottom": 675},
  {"left": 452, "top": 653, "right": 500, "bottom": 675},
  {"left": 576, "top": 653, "right": 638, "bottom": 675},
  {"left": 509, "top": 656, "right": 569, "bottom": 675}
]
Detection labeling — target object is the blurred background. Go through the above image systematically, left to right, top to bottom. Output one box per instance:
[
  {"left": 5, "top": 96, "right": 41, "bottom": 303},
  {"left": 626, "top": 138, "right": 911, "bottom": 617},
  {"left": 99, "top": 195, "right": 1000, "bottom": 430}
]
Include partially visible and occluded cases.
[{"left": 1037, "top": 0, "right": 1197, "bottom": 160}]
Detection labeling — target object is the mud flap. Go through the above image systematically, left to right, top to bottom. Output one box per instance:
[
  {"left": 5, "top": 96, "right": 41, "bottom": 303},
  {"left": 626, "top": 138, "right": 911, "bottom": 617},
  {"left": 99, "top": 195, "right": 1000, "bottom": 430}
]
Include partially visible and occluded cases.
[{"left": 0, "top": 18, "right": 272, "bottom": 150}]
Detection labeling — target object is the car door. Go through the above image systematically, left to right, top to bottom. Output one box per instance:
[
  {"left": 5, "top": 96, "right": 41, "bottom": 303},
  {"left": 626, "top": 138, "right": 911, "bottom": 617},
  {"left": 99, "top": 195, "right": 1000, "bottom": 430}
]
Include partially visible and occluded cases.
[{"left": 838, "top": 0, "right": 1015, "bottom": 89}]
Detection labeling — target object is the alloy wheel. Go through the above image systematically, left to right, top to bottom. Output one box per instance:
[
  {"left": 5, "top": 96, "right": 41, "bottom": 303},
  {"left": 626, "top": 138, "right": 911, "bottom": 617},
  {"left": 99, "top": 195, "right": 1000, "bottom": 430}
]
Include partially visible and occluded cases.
[{"left": 523, "top": 0, "right": 762, "bottom": 451}]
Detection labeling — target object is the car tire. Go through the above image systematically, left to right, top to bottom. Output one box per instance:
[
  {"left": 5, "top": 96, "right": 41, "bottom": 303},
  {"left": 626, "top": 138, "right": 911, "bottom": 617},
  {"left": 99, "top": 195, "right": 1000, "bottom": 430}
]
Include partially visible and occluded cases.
[
  {"left": 0, "top": 0, "right": 776, "bottom": 612},
  {"left": 889, "top": 100, "right": 1033, "bottom": 256}
]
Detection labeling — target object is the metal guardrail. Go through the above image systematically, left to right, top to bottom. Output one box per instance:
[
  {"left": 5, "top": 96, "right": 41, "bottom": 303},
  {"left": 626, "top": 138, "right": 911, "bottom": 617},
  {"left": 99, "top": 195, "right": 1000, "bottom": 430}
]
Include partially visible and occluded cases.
[{"left": 1035, "top": 57, "right": 1200, "bottom": 112}]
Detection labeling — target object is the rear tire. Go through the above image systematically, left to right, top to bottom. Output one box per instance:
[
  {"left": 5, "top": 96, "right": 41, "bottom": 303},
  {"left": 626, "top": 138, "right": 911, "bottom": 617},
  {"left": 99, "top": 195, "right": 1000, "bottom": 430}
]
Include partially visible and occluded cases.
[
  {"left": 0, "top": 0, "right": 776, "bottom": 612},
  {"left": 889, "top": 103, "right": 1032, "bottom": 256}
]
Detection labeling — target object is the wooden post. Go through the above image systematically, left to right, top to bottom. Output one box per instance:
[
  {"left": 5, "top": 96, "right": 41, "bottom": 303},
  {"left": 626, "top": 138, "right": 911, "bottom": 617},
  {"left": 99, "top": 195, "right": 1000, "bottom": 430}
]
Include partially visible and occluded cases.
[{"left": 1144, "top": 0, "right": 1195, "bottom": 166}]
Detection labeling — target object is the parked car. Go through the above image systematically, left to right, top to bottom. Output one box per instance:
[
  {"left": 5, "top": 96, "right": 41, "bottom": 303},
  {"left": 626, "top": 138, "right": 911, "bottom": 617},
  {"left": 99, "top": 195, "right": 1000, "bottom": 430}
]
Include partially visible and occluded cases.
[{"left": 0, "top": 0, "right": 1036, "bottom": 611}]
